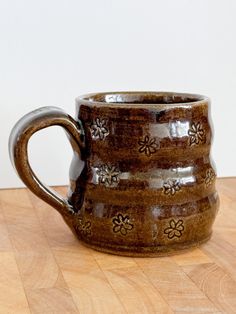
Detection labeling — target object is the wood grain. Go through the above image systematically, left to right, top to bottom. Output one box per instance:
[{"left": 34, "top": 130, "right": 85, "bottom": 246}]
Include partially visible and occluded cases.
[{"left": 0, "top": 178, "right": 235, "bottom": 313}]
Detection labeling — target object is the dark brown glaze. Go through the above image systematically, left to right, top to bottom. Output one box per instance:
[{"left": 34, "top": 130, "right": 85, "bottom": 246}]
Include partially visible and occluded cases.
[{"left": 9, "top": 92, "right": 219, "bottom": 256}]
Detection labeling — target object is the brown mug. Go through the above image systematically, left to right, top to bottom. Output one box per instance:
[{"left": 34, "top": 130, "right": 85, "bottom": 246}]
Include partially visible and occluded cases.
[{"left": 9, "top": 92, "right": 219, "bottom": 256}]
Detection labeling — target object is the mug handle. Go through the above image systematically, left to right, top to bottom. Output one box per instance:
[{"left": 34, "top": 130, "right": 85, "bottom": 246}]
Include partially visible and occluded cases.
[{"left": 9, "top": 106, "right": 85, "bottom": 218}]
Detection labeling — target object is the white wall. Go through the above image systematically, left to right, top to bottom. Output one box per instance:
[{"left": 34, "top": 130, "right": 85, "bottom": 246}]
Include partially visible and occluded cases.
[{"left": 0, "top": 0, "right": 235, "bottom": 188}]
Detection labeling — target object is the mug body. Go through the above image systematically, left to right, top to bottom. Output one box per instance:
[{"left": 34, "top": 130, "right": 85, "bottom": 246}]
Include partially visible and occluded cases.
[{"left": 68, "top": 92, "right": 219, "bottom": 256}]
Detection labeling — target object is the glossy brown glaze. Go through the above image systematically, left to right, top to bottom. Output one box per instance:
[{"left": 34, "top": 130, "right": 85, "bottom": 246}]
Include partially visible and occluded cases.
[{"left": 9, "top": 92, "right": 219, "bottom": 256}]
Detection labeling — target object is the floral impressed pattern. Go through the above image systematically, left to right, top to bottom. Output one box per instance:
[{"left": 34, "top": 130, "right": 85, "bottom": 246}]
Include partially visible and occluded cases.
[
  {"left": 90, "top": 118, "right": 109, "bottom": 140},
  {"left": 188, "top": 122, "right": 205, "bottom": 146},
  {"left": 138, "top": 136, "right": 158, "bottom": 157},
  {"left": 97, "top": 164, "right": 120, "bottom": 187},
  {"left": 204, "top": 168, "right": 216, "bottom": 187},
  {"left": 163, "top": 179, "right": 181, "bottom": 195},
  {"left": 112, "top": 214, "right": 133, "bottom": 236},
  {"left": 75, "top": 218, "right": 92, "bottom": 237},
  {"left": 164, "top": 219, "right": 184, "bottom": 239}
]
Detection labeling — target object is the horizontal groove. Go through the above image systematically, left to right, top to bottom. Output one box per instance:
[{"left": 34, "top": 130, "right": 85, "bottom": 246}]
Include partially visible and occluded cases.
[
  {"left": 83, "top": 182, "right": 218, "bottom": 206},
  {"left": 81, "top": 192, "right": 219, "bottom": 220}
]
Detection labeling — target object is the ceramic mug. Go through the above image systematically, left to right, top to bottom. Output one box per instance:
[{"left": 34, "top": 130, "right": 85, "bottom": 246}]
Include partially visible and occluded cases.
[{"left": 9, "top": 92, "right": 219, "bottom": 256}]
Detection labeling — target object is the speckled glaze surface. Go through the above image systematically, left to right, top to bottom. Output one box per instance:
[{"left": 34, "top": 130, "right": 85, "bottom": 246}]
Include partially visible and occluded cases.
[{"left": 9, "top": 92, "right": 219, "bottom": 256}]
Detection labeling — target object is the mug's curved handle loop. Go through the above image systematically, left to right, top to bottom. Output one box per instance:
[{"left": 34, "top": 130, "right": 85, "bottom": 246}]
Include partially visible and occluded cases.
[{"left": 9, "top": 106, "right": 85, "bottom": 218}]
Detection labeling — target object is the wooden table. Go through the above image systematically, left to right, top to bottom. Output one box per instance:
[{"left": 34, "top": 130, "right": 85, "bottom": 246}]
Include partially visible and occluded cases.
[{"left": 0, "top": 178, "right": 236, "bottom": 314}]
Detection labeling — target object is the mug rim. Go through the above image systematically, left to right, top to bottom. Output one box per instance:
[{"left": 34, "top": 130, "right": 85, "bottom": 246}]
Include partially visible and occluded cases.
[{"left": 76, "top": 91, "right": 209, "bottom": 107}]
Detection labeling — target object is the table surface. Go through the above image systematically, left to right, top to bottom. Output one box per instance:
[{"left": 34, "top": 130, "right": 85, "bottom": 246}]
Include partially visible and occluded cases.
[{"left": 0, "top": 178, "right": 235, "bottom": 314}]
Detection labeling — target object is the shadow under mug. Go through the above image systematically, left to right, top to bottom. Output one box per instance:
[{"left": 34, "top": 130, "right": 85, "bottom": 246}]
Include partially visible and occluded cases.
[{"left": 9, "top": 91, "right": 219, "bottom": 256}]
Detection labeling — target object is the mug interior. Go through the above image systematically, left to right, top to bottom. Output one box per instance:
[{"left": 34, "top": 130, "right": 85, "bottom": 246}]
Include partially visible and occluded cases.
[{"left": 80, "top": 92, "right": 206, "bottom": 105}]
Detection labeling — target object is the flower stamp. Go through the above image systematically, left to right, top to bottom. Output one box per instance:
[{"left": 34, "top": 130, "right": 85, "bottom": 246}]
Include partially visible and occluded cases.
[
  {"left": 90, "top": 117, "right": 109, "bottom": 140},
  {"left": 188, "top": 122, "right": 205, "bottom": 146},
  {"left": 138, "top": 135, "right": 159, "bottom": 157},
  {"left": 96, "top": 164, "right": 120, "bottom": 187},
  {"left": 204, "top": 168, "right": 216, "bottom": 187},
  {"left": 163, "top": 179, "right": 181, "bottom": 195},
  {"left": 112, "top": 213, "right": 133, "bottom": 236},
  {"left": 75, "top": 218, "right": 92, "bottom": 237},
  {"left": 164, "top": 219, "right": 184, "bottom": 239}
]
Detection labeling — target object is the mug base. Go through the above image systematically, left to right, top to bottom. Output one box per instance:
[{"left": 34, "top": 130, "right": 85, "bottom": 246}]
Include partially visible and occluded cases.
[{"left": 77, "top": 233, "right": 212, "bottom": 257}]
